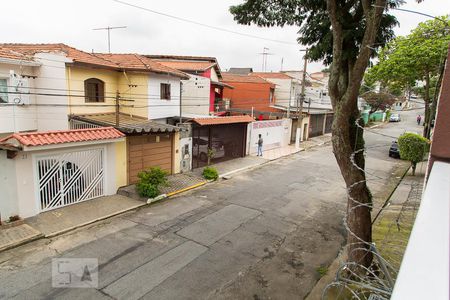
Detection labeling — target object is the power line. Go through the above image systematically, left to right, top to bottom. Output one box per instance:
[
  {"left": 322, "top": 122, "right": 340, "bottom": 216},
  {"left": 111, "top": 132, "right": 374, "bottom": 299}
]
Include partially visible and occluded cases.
[{"left": 111, "top": 0, "right": 298, "bottom": 46}]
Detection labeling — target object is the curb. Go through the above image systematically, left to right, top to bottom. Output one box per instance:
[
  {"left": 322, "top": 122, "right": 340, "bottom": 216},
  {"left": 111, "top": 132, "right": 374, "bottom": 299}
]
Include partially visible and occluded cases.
[
  {"left": 369, "top": 122, "right": 387, "bottom": 129},
  {"left": 166, "top": 181, "right": 208, "bottom": 197},
  {"left": 44, "top": 203, "right": 147, "bottom": 238},
  {"left": 0, "top": 231, "right": 44, "bottom": 252}
]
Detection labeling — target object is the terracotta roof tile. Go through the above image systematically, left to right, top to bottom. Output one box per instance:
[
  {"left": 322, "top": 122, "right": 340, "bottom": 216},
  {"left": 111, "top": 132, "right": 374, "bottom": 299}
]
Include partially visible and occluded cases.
[
  {"left": 0, "top": 44, "right": 188, "bottom": 78},
  {"left": 0, "top": 48, "right": 33, "bottom": 61},
  {"left": 94, "top": 54, "right": 188, "bottom": 78},
  {"left": 146, "top": 55, "right": 222, "bottom": 78},
  {"left": 155, "top": 60, "right": 216, "bottom": 72},
  {"left": 252, "top": 72, "right": 293, "bottom": 79},
  {"left": 222, "top": 73, "right": 271, "bottom": 84},
  {"left": 192, "top": 115, "right": 254, "bottom": 126},
  {"left": 0, "top": 127, "right": 124, "bottom": 147}
]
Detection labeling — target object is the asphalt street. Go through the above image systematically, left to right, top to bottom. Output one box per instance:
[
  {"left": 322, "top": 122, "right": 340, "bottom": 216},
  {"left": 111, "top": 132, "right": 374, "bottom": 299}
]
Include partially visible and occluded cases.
[{"left": 0, "top": 108, "right": 423, "bottom": 300}]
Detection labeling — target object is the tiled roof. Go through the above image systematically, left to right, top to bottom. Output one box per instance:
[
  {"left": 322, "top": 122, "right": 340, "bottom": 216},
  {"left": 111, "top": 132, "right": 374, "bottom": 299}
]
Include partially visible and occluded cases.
[
  {"left": 0, "top": 44, "right": 188, "bottom": 78},
  {"left": 0, "top": 48, "right": 33, "bottom": 61},
  {"left": 94, "top": 54, "right": 188, "bottom": 78},
  {"left": 146, "top": 55, "right": 222, "bottom": 79},
  {"left": 146, "top": 55, "right": 217, "bottom": 62},
  {"left": 155, "top": 60, "right": 216, "bottom": 72},
  {"left": 252, "top": 72, "right": 293, "bottom": 79},
  {"left": 222, "top": 73, "right": 271, "bottom": 84},
  {"left": 70, "top": 113, "right": 185, "bottom": 134},
  {"left": 192, "top": 115, "right": 254, "bottom": 126},
  {"left": 0, "top": 127, "right": 124, "bottom": 147}
]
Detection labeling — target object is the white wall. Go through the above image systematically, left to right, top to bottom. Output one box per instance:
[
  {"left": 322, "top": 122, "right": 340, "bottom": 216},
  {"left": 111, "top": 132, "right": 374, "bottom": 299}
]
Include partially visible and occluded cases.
[
  {"left": 34, "top": 53, "right": 70, "bottom": 131},
  {"left": 0, "top": 63, "right": 38, "bottom": 134},
  {"left": 210, "top": 68, "right": 219, "bottom": 82},
  {"left": 148, "top": 74, "right": 181, "bottom": 120},
  {"left": 181, "top": 74, "right": 210, "bottom": 116},
  {"left": 263, "top": 78, "right": 300, "bottom": 108},
  {"left": 247, "top": 119, "right": 292, "bottom": 154},
  {"left": 179, "top": 136, "right": 192, "bottom": 172},
  {"left": 1, "top": 142, "right": 121, "bottom": 220},
  {"left": 105, "top": 143, "right": 119, "bottom": 195},
  {"left": 0, "top": 151, "right": 19, "bottom": 221},
  {"left": 15, "top": 151, "right": 36, "bottom": 219}
]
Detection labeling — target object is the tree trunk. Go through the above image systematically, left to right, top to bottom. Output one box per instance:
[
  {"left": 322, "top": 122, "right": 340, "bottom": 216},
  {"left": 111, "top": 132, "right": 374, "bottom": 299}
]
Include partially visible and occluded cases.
[
  {"left": 327, "top": 0, "right": 386, "bottom": 268},
  {"left": 332, "top": 98, "right": 373, "bottom": 268}
]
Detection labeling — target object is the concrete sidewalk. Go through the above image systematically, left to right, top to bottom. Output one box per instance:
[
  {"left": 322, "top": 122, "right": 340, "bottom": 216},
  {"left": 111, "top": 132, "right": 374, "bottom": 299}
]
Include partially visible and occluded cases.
[
  {"left": 0, "top": 195, "right": 145, "bottom": 251},
  {"left": 25, "top": 195, "right": 145, "bottom": 237}
]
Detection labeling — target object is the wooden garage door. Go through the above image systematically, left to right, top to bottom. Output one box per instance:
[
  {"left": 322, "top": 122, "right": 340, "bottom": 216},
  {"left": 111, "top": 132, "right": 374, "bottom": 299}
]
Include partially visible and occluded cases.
[{"left": 127, "top": 134, "right": 173, "bottom": 184}]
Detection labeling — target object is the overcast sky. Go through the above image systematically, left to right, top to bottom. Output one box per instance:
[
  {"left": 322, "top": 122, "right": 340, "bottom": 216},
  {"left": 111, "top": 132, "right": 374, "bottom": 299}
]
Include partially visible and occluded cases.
[{"left": 2, "top": 0, "right": 448, "bottom": 73}]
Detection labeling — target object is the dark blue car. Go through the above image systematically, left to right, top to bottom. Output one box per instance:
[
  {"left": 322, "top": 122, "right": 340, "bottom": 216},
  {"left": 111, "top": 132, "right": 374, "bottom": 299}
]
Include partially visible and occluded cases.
[{"left": 389, "top": 141, "right": 400, "bottom": 158}]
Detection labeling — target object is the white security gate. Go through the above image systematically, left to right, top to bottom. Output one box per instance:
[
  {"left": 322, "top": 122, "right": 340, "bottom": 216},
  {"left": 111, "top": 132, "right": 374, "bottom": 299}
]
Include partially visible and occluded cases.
[{"left": 36, "top": 148, "right": 104, "bottom": 212}]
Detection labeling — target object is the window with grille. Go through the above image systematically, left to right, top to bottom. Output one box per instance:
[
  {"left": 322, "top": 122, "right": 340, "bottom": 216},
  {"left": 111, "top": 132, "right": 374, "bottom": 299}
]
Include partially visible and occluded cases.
[
  {"left": 84, "top": 78, "right": 105, "bottom": 102},
  {"left": 0, "top": 79, "right": 8, "bottom": 103},
  {"left": 160, "top": 83, "right": 171, "bottom": 100}
]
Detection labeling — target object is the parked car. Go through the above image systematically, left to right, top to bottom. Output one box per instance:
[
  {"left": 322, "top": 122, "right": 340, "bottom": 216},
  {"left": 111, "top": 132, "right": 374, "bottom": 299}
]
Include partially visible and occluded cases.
[
  {"left": 389, "top": 113, "right": 401, "bottom": 122},
  {"left": 193, "top": 137, "right": 225, "bottom": 162},
  {"left": 389, "top": 141, "right": 401, "bottom": 158}
]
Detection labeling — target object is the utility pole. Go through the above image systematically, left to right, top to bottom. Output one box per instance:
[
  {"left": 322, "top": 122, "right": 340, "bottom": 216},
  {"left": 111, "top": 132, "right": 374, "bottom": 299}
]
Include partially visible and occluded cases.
[
  {"left": 92, "top": 26, "right": 127, "bottom": 53},
  {"left": 295, "top": 48, "right": 308, "bottom": 149},
  {"left": 179, "top": 82, "right": 183, "bottom": 125},
  {"left": 115, "top": 91, "right": 120, "bottom": 127}
]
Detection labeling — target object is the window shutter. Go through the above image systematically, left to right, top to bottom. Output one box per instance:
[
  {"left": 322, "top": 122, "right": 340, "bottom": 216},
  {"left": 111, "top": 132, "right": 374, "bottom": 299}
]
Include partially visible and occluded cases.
[{"left": 98, "top": 81, "right": 104, "bottom": 102}]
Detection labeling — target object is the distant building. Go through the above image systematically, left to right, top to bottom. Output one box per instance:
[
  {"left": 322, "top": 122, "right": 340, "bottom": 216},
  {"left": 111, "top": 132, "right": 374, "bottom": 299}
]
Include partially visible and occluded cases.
[
  {"left": 147, "top": 55, "right": 232, "bottom": 116},
  {"left": 228, "top": 67, "right": 253, "bottom": 75},
  {"left": 221, "top": 72, "right": 278, "bottom": 119}
]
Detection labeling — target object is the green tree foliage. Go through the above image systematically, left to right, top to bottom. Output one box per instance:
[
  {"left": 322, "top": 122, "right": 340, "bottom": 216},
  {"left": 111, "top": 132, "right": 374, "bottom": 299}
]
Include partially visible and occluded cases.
[
  {"left": 230, "top": 0, "right": 402, "bottom": 268},
  {"left": 367, "top": 16, "right": 450, "bottom": 138},
  {"left": 361, "top": 91, "right": 397, "bottom": 113},
  {"left": 398, "top": 133, "right": 430, "bottom": 175}
]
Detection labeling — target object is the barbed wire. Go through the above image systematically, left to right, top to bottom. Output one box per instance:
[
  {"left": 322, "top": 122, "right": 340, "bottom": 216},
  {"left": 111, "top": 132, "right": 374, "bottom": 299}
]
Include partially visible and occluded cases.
[{"left": 322, "top": 115, "right": 426, "bottom": 299}]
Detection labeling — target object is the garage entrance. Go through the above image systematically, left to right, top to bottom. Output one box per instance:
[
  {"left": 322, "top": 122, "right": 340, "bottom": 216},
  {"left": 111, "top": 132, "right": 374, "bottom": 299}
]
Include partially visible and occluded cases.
[
  {"left": 309, "top": 114, "right": 325, "bottom": 138},
  {"left": 191, "top": 116, "right": 253, "bottom": 169},
  {"left": 127, "top": 134, "right": 173, "bottom": 184},
  {"left": 36, "top": 148, "right": 104, "bottom": 212}
]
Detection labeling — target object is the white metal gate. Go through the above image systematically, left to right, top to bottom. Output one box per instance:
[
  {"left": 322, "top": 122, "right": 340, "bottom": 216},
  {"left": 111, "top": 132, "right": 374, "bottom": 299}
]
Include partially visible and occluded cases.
[{"left": 36, "top": 148, "right": 104, "bottom": 212}]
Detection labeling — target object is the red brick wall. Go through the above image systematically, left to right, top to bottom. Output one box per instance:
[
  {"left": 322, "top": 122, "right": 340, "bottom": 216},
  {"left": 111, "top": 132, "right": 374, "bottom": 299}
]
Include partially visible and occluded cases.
[
  {"left": 428, "top": 46, "right": 450, "bottom": 173},
  {"left": 222, "top": 81, "right": 280, "bottom": 113}
]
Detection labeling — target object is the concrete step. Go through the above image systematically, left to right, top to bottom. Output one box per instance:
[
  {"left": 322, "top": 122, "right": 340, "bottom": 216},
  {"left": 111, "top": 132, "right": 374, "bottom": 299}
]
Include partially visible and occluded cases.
[{"left": 117, "top": 185, "right": 146, "bottom": 202}]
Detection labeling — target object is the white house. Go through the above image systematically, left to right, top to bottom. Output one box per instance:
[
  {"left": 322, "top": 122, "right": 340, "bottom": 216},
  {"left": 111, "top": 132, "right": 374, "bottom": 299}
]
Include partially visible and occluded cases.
[
  {"left": 0, "top": 44, "right": 189, "bottom": 221},
  {"left": 147, "top": 55, "right": 232, "bottom": 117},
  {"left": 0, "top": 127, "right": 124, "bottom": 221}
]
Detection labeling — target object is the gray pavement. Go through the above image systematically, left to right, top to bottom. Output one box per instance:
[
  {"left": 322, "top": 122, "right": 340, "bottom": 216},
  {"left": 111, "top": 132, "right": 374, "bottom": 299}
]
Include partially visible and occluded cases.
[{"left": 0, "top": 109, "right": 421, "bottom": 300}]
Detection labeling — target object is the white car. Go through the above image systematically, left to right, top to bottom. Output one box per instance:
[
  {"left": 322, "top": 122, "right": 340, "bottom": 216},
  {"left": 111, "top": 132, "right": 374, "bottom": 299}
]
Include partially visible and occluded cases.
[
  {"left": 389, "top": 113, "right": 401, "bottom": 122},
  {"left": 193, "top": 137, "right": 225, "bottom": 162}
]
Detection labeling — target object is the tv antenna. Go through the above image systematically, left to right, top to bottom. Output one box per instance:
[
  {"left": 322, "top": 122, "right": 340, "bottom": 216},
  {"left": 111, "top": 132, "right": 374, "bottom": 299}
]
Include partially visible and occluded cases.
[
  {"left": 92, "top": 26, "right": 127, "bottom": 53},
  {"left": 259, "top": 47, "right": 274, "bottom": 72}
]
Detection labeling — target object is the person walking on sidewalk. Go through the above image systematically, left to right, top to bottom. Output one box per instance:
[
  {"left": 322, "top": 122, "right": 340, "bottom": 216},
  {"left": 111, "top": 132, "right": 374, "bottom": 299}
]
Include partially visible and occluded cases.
[
  {"left": 417, "top": 114, "right": 422, "bottom": 125},
  {"left": 257, "top": 134, "right": 263, "bottom": 156}
]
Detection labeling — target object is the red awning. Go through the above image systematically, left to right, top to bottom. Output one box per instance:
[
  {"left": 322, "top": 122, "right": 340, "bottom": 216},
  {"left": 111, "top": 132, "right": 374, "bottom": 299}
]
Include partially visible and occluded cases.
[{"left": 192, "top": 115, "right": 254, "bottom": 126}]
